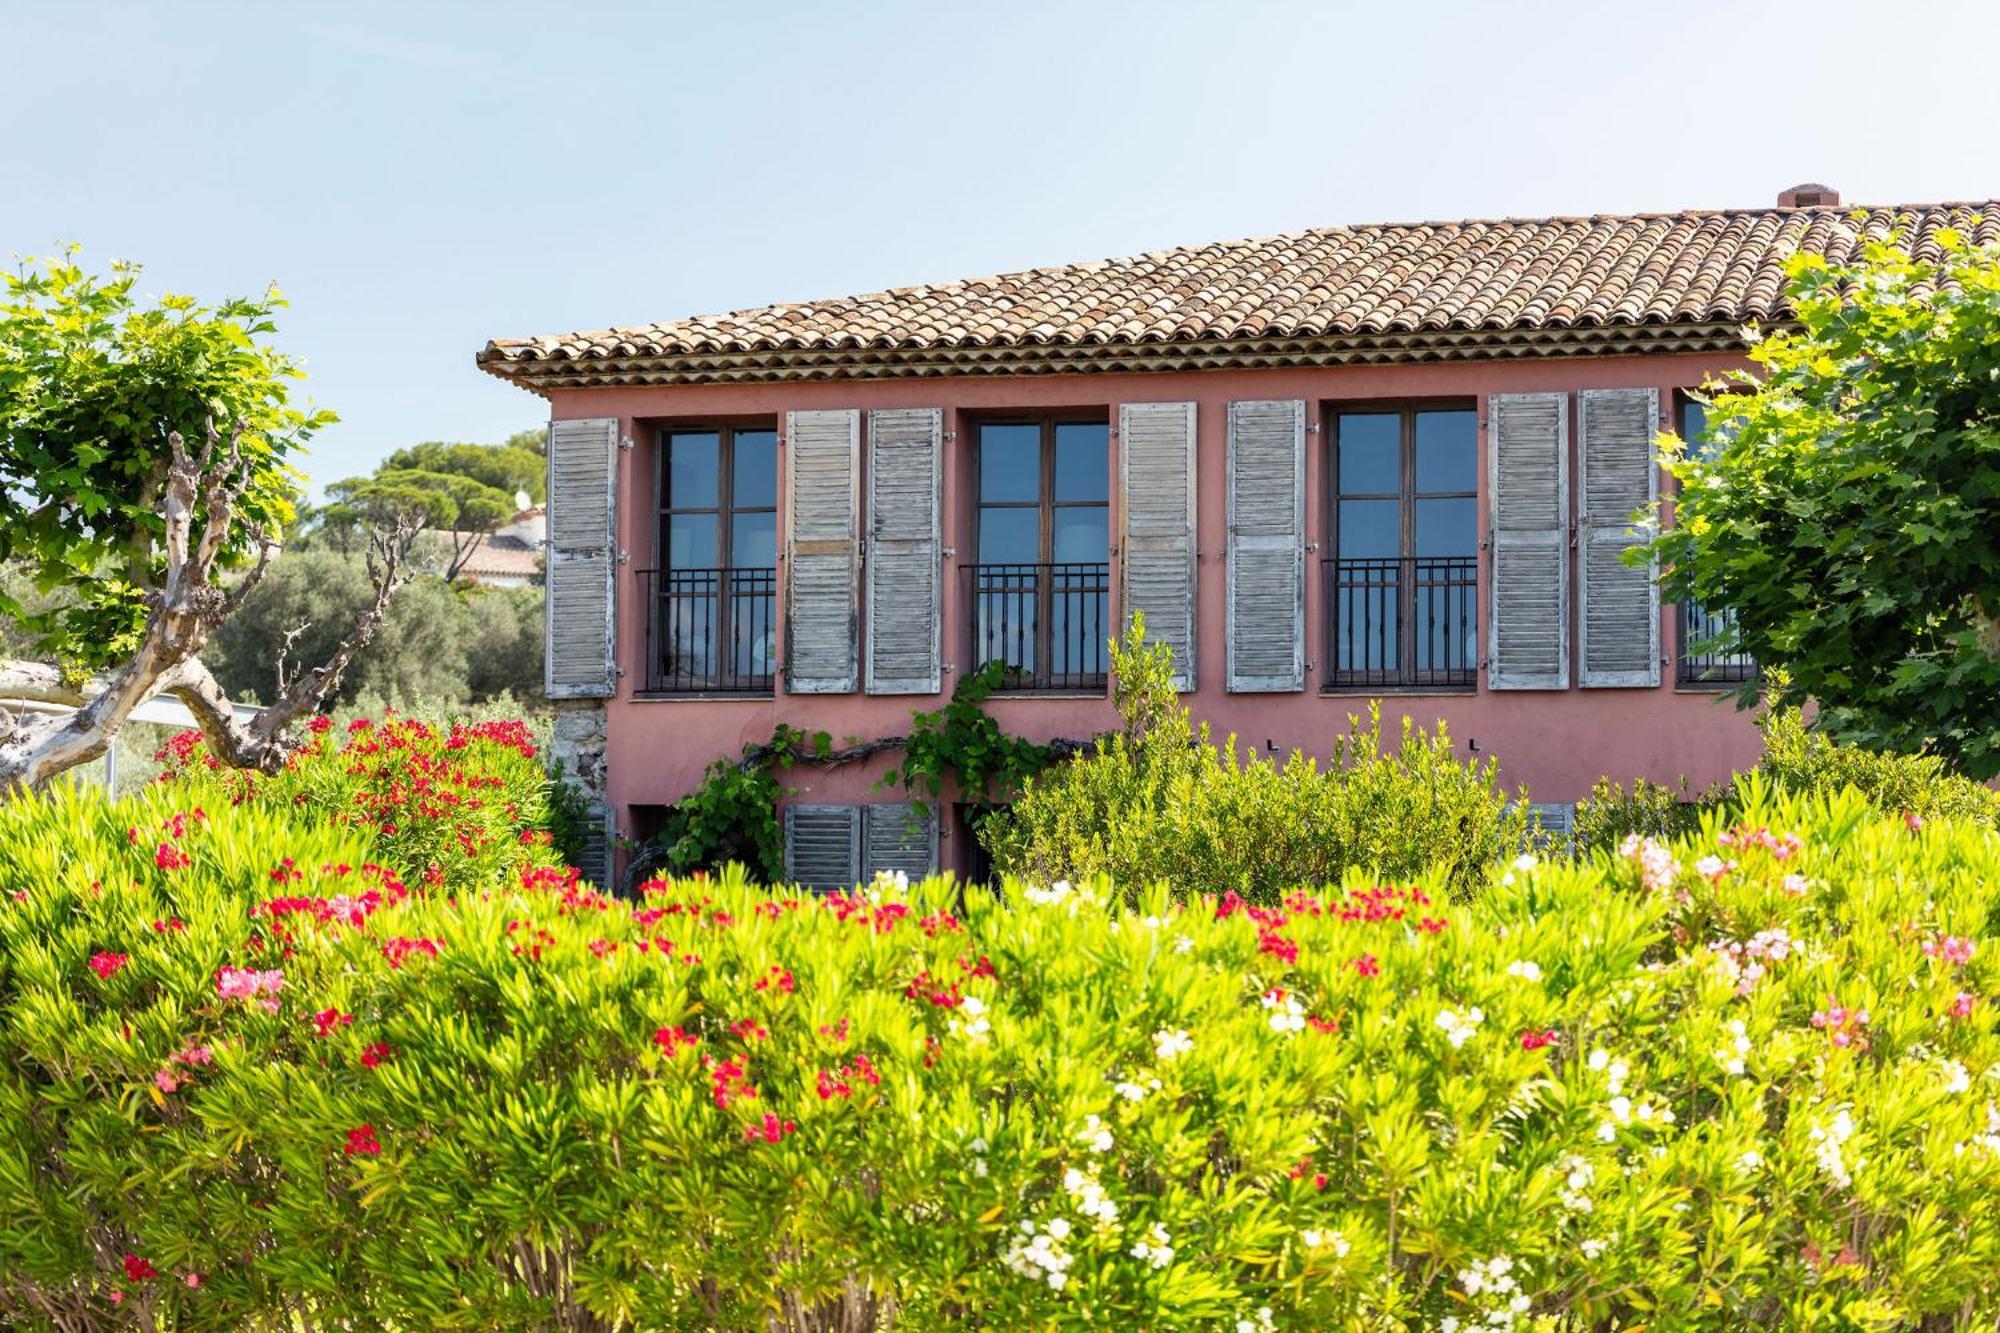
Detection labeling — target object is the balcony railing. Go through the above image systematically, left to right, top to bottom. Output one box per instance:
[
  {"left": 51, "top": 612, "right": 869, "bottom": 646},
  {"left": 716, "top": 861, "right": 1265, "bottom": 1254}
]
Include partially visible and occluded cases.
[
  {"left": 1324, "top": 556, "right": 1478, "bottom": 689},
  {"left": 964, "top": 562, "right": 1110, "bottom": 693},
  {"left": 639, "top": 567, "right": 776, "bottom": 695},
  {"left": 1677, "top": 600, "right": 1756, "bottom": 687}
]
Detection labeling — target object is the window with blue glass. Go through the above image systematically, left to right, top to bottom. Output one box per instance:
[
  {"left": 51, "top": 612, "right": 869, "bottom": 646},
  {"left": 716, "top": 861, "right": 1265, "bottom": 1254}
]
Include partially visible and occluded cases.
[
  {"left": 1675, "top": 396, "right": 1755, "bottom": 686},
  {"left": 1327, "top": 405, "right": 1478, "bottom": 688},
  {"left": 969, "top": 417, "right": 1110, "bottom": 691},
  {"left": 646, "top": 424, "right": 778, "bottom": 693}
]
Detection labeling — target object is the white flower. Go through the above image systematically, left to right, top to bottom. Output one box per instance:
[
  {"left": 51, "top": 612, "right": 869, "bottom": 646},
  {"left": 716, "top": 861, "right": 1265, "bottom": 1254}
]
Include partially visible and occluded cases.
[
  {"left": 1512, "top": 853, "right": 1539, "bottom": 872},
  {"left": 870, "top": 868, "right": 908, "bottom": 895},
  {"left": 1024, "top": 879, "right": 1074, "bottom": 907},
  {"left": 1172, "top": 934, "right": 1194, "bottom": 954},
  {"left": 1505, "top": 959, "right": 1543, "bottom": 983},
  {"left": 1262, "top": 989, "right": 1306, "bottom": 1035},
  {"left": 961, "top": 994, "right": 987, "bottom": 1017},
  {"left": 1434, "top": 1005, "right": 1484, "bottom": 1049},
  {"left": 1714, "top": 1019, "right": 1752, "bottom": 1077},
  {"left": 1154, "top": 1028, "right": 1194, "bottom": 1060},
  {"left": 1942, "top": 1059, "right": 1972, "bottom": 1094},
  {"left": 1114, "top": 1080, "right": 1150, "bottom": 1101},
  {"left": 1810, "top": 1107, "right": 1857, "bottom": 1190},
  {"left": 1078, "top": 1114, "right": 1114, "bottom": 1155},
  {"left": 1735, "top": 1149, "right": 1762, "bottom": 1174},
  {"left": 1559, "top": 1154, "right": 1594, "bottom": 1211},
  {"left": 1064, "top": 1168, "right": 1118, "bottom": 1224},
  {"left": 1045, "top": 1217, "right": 1071, "bottom": 1241},
  {"left": 1130, "top": 1222, "right": 1174, "bottom": 1269},
  {"left": 1300, "top": 1228, "right": 1350, "bottom": 1258},
  {"left": 1580, "top": 1237, "right": 1609, "bottom": 1260},
  {"left": 1235, "top": 1308, "right": 1275, "bottom": 1333}
]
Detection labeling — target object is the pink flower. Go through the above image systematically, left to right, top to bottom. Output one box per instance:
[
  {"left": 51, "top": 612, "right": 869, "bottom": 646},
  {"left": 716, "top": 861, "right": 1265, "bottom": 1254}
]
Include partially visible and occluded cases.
[
  {"left": 155, "top": 843, "right": 191, "bottom": 872},
  {"left": 1923, "top": 935, "right": 1977, "bottom": 967},
  {"left": 87, "top": 951, "right": 128, "bottom": 980},
  {"left": 1351, "top": 954, "right": 1380, "bottom": 977},
  {"left": 216, "top": 967, "right": 284, "bottom": 1011},
  {"left": 1951, "top": 991, "right": 1977, "bottom": 1019},
  {"left": 173, "top": 1044, "right": 213, "bottom": 1067},
  {"left": 154, "top": 1069, "right": 179, "bottom": 1093},
  {"left": 744, "top": 1112, "right": 796, "bottom": 1144},
  {"left": 183, "top": 1272, "right": 203, "bottom": 1288}
]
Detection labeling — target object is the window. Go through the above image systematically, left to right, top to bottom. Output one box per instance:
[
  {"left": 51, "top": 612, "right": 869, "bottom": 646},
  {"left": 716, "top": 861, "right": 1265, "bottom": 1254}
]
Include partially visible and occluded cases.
[
  {"left": 1674, "top": 396, "right": 1755, "bottom": 687},
  {"left": 1326, "top": 405, "right": 1479, "bottom": 688},
  {"left": 968, "top": 417, "right": 1111, "bottom": 691},
  {"left": 645, "top": 424, "right": 778, "bottom": 693}
]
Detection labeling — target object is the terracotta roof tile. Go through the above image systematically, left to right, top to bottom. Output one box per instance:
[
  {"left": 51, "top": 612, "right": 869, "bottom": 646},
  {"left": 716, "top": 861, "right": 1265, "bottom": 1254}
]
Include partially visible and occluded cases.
[{"left": 479, "top": 202, "right": 1998, "bottom": 386}]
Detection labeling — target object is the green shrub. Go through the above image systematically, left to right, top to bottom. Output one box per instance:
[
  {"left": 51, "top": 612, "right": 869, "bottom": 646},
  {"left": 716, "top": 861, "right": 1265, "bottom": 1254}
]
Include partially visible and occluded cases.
[
  {"left": 984, "top": 618, "right": 1529, "bottom": 901},
  {"left": 1758, "top": 704, "right": 1999, "bottom": 825},
  {"left": 154, "top": 714, "right": 561, "bottom": 894},
  {"left": 0, "top": 772, "right": 1997, "bottom": 1326},
  {"left": 1572, "top": 776, "right": 1708, "bottom": 853}
]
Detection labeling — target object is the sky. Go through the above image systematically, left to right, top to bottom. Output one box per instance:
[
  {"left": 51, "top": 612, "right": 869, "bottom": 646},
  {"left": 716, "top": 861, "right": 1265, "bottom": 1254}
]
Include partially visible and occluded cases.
[{"left": 9, "top": 0, "right": 2000, "bottom": 495}]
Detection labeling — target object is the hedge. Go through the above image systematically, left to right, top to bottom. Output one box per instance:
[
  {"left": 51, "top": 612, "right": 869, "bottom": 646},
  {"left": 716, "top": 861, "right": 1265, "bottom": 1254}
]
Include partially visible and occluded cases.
[{"left": 0, "top": 761, "right": 1994, "bottom": 1329}]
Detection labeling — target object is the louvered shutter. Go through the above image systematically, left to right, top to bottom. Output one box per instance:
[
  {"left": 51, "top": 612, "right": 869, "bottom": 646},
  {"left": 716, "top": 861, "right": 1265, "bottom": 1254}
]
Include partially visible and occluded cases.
[
  {"left": 1579, "top": 389, "right": 1662, "bottom": 687},
  {"left": 1487, "top": 394, "right": 1570, "bottom": 690},
  {"left": 1225, "top": 400, "right": 1306, "bottom": 692},
  {"left": 1119, "top": 402, "right": 1198, "bottom": 691},
  {"left": 865, "top": 409, "right": 942, "bottom": 694},
  {"left": 785, "top": 410, "right": 861, "bottom": 693},
  {"left": 544, "top": 418, "right": 619, "bottom": 698},
  {"left": 575, "top": 803, "right": 613, "bottom": 890},
  {"left": 862, "top": 803, "right": 938, "bottom": 880},
  {"left": 784, "top": 804, "right": 861, "bottom": 890}
]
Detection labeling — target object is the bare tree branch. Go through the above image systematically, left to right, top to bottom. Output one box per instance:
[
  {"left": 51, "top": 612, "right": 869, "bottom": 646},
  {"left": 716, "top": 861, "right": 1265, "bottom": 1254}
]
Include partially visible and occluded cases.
[{"left": 0, "top": 432, "right": 421, "bottom": 793}]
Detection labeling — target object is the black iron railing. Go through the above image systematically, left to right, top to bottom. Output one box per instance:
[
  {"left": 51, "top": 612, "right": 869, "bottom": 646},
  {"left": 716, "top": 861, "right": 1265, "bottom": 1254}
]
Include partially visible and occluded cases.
[
  {"left": 1324, "top": 556, "right": 1478, "bottom": 689},
  {"left": 964, "top": 562, "right": 1110, "bottom": 692},
  {"left": 639, "top": 567, "right": 777, "bottom": 694},
  {"left": 1677, "top": 600, "right": 1756, "bottom": 687}
]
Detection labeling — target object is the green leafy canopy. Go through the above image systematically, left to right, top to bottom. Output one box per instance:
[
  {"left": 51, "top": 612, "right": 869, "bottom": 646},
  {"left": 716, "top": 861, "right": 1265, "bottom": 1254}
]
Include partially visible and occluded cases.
[
  {"left": 1649, "top": 224, "right": 2000, "bottom": 776},
  {"left": 0, "top": 249, "right": 332, "bottom": 668}
]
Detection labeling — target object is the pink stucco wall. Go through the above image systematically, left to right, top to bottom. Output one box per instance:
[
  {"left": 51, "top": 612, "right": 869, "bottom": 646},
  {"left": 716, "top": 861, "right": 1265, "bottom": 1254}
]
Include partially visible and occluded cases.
[{"left": 547, "top": 352, "right": 1764, "bottom": 873}]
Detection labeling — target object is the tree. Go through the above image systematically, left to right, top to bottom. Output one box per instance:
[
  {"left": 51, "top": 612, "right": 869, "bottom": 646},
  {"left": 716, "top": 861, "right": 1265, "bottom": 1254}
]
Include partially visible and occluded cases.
[
  {"left": 1650, "top": 226, "right": 2000, "bottom": 776},
  {"left": 0, "top": 252, "right": 413, "bottom": 790},
  {"left": 381, "top": 439, "right": 544, "bottom": 503},
  {"left": 319, "top": 467, "right": 515, "bottom": 581}
]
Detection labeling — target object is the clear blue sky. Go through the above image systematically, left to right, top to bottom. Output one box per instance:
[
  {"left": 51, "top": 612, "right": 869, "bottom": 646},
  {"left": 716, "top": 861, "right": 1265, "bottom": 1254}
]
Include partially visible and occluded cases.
[{"left": 10, "top": 0, "right": 1999, "bottom": 494}]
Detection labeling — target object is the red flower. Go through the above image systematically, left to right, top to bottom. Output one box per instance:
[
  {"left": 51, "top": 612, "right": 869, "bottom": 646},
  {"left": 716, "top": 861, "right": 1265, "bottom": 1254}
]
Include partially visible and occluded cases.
[
  {"left": 308, "top": 715, "right": 333, "bottom": 735},
  {"left": 155, "top": 843, "right": 191, "bottom": 872},
  {"left": 148, "top": 917, "right": 185, "bottom": 933},
  {"left": 1418, "top": 917, "right": 1448, "bottom": 935},
  {"left": 1258, "top": 930, "right": 1300, "bottom": 965},
  {"left": 380, "top": 936, "right": 441, "bottom": 969},
  {"left": 588, "top": 938, "right": 618, "bottom": 959},
  {"left": 87, "top": 951, "right": 128, "bottom": 980},
  {"left": 1351, "top": 954, "right": 1380, "bottom": 977},
  {"left": 753, "top": 965, "right": 796, "bottom": 995},
  {"left": 312, "top": 1008, "right": 353, "bottom": 1038},
  {"left": 1306, "top": 1015, "right": 1340, "bottom": 1034},
  {"left": 729, "top": 1018, "right": 769, "bottom": 1043},
  {"left": 653, "top": 1025, "right": 699, "bottom": 1058},
  {"left": 1519, "top": 1028, "right": 1560, "bottom": 1051},
  {"left": 359, "top": 1042, "right": 392, "bottom": 1070},
  {"left": 847, "top": 1053, "right": 881, "bottom": 1086},
  {"left": 709, "top": 1056, "right": 757, "bottom": 1108},
  {"left": 816, "top": 1067, "right": 852, "bottom": 1100},
  {"left": 744, "top": 1112, "right": 796, "bottom": 1144},
  {"left": 343, "top": 1124, "right": 381, "bottom": 1156},
  {"left": 122, "top": 1252, "right": 157, "bottom": 1282}
]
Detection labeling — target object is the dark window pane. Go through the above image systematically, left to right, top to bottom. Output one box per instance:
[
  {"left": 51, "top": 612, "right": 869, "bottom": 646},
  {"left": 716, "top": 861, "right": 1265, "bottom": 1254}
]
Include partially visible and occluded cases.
[
  {"left": 1682, "top": 399, "right": 1726, "bottom": 461},
  {"left": 1415, "top": 409, "right": 1476, "bottom": 493},
  {"left": 1337, "top": 413, "right": 1400, "bottom": 494},
  {"left": 1053, "top": 422, "right": 1109, "bottom": 502},
  {"left": 978, "top": 424, "right": 1041, "bottom": 503},
  {"left": 732, "top": 430, "right": 777, "bottom": 508},
  {"left": 666, "top": 432, "right": 719, "bottom": 509},
  {"left": 1415, "top": 497, "right": 1476, "bottom": 557},
  {"left": 1338, "top": 499, "right": 1398, "bottom": 558},
  {"left": 978, "top": 506, "right": 1040, "bottom": 563},
  {"left": 1051, "top": 506, "right": 1108, "bottom": 563},
  {"left": 730, "top": 511, "right": 776, "bottom": 569},
  {"left": 666, "top": 513, "right": 718, "bottom": 569},
  {"left": 971, "top": 567, "right": 1037, "bottom": 679},
  {"left": 1413, "top": 582, "right": 1476, "bottom": 674},
  {"left": 1336, "top": 585, "right": 1398, "bottom": 673}
]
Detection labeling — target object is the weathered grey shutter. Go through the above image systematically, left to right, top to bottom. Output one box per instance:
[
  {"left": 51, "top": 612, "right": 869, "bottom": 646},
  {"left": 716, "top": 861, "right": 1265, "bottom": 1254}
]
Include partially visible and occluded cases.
[
  {"left": 1578, "top": 389, "right": 1661, "bottom": 687},
  {"left": 1487, "top": 393, "right": 1570, "bottom": 690},
  {"left": 1225, "top": 399, "right": 1306, "bottom": 692},
  {"left": 1119, "top": 402, "right": 1198, "bottom": 690},
  {"left": 784, "top": 409, "right": 861, "bottom": 693},
  {"left": 865, "top": 409, "right": 942, "bottom": 694},
  {"left": 544, "top": 417, "right": 619, "bottom": 699},
  {"left": 862, "top": 803, "right": 938, "bottom": 880},
  {"left": 575, "top": 804, "right": 614, "bottom": 890},
  {"left": 783, "top": 804, "right": 861, "bottom": 890}
]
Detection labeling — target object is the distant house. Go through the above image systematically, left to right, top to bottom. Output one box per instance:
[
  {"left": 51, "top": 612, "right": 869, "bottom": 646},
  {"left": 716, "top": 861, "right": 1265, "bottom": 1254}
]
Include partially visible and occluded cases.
[
  {"left": 478, "top": 185, "right": 1999, "bottom": 887},
  {"left": 432, "top": 506, "right": 545, "bottom": 588}
]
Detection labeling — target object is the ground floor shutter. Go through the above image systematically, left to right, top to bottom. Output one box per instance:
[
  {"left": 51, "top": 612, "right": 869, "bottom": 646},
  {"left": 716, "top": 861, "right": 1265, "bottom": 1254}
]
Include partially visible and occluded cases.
[
  {"left": 862, "top": 803, "right": 938, "bottom": 880},
  {"left": 783, "top": 805, "right": 861, "bottom": 890}
]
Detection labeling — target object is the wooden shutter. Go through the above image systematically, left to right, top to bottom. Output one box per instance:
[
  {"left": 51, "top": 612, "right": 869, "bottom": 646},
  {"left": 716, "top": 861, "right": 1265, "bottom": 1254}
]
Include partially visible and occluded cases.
[
  {"left": 1579, "top": 389, "right": 1661, "bottom": 687},
  {"left": 1487, "top": 393, "right": 1570, "bottom": 690},
  {"left": 1225, "top": 399, "right": 1306, "bottom": 692},
  {"left": 1119, "top": 402, "right": 1198, "bottom": 691},
  {"left": 784, "top": 409, "right": 861, "bottom": 693},
  {"left": 865, "top": 409, "right": 942, "bottom": 694},
  {"left": 544, "top": 417, "right": 619, "bottom": 699},
  {"left": 575, "top": 803, "right": 613, "bottom": 890},
  {"left": 862, "top": 803, "right": 938, "bottom": 880},
  {"left": 783, "top": 804, "right": 861, "bottom": 890}
]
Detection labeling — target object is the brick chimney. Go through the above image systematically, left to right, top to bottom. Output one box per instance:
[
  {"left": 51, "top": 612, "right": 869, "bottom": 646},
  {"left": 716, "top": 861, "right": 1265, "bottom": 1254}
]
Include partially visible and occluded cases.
[{"left": 1778, "top": 182, "right": 1840, "bottom": 208}]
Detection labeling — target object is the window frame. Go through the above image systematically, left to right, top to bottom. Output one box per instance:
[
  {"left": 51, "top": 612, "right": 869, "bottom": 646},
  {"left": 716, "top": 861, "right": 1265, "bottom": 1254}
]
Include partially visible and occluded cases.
[
  {"left": 1670, "top": 391, "right": 1756, "bottom": 689},
  {"left": 1324, "top": 399, "right": 1480, "bottom": 691},
  {"left": 967, "top": 413, "right": 1112, "bottom": 693},
  {"left": 653, "top": 421, "right": 779, "bottom": 573}
]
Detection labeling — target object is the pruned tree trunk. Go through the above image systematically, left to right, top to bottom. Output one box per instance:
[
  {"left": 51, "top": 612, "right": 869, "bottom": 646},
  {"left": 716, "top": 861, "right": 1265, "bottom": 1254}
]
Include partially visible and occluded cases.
[{"left": 0, "top": 420, "right": 416, "bottom": 796}]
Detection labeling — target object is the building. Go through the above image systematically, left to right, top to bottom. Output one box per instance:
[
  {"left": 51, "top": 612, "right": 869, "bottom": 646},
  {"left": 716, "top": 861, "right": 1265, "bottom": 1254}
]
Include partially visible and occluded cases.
[
  {"left": 477, "top": 186, "right": 1997, "bottom": 888},
  {"left": 432, "top": 506, "right": 546, "bottom": 588}
]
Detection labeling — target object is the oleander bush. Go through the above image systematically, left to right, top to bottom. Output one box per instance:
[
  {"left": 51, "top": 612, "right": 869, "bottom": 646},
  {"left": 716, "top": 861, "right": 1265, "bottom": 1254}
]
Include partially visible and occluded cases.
[
  {"left": 985, "top": 620, "right": 1531, "bottom": 902},
  {"left": 152, "top": 713, "right": 562, "bottom": 894},
  {"left": 0, "top": 765, "right": 1995, "bottom": 1329}
]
